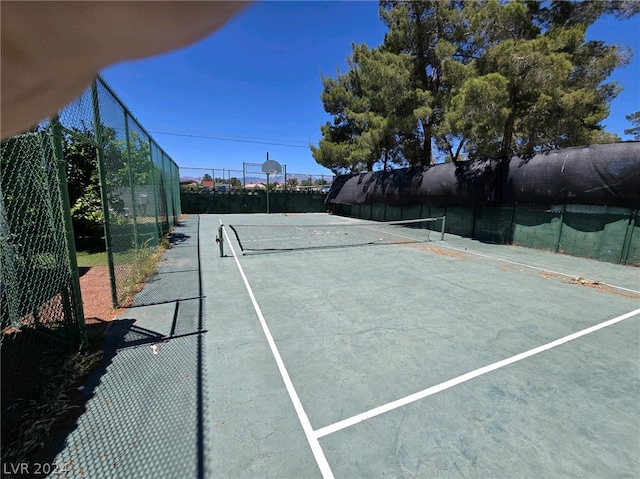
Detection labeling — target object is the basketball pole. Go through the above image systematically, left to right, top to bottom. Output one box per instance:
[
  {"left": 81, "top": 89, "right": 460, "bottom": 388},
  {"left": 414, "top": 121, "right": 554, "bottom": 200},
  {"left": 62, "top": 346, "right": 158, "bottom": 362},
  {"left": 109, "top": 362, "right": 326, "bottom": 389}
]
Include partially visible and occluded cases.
[{"left": 262, "top": 153, "right": 282, "bottom": 215}]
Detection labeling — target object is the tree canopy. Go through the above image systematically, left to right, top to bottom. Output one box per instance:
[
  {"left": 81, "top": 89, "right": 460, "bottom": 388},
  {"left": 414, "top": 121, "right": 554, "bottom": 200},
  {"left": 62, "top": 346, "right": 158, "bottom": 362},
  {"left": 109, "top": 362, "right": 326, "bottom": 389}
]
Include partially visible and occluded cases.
[
  {"left": 312, "top": 0, "right": 637, "bottom": 174},
  {"left": 625, "top": 111, "right": 640, "bottom": 140}
]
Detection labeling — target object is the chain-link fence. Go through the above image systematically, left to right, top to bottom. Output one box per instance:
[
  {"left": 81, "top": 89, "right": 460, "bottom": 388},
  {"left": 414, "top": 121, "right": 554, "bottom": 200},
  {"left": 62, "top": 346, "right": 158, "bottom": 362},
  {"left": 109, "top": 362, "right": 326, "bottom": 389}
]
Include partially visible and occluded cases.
[
  {"left": 1, "top": 76, "right": 181, "bottom": 340},
  {"left": 1, "top": 76, "right": 180, "bottom": 463},
  {"left": 58, "top": 77, "right": 181, "bottom": 307},
  {"left": 1, "top": 122, "right": 88, "bottom": 463},
  {"left": 1, "top": 127, "right": 85, "bottom": 348},
  {"left": 180, "top": 166, "right": 334, "bottom": 193}
]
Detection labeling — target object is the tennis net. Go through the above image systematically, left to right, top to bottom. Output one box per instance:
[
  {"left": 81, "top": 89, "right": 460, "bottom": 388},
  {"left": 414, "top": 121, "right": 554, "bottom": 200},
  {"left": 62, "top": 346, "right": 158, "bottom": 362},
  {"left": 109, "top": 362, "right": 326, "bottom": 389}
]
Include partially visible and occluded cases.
[{"left": 218, "top": 216, "right": 445, "bottom": 255}]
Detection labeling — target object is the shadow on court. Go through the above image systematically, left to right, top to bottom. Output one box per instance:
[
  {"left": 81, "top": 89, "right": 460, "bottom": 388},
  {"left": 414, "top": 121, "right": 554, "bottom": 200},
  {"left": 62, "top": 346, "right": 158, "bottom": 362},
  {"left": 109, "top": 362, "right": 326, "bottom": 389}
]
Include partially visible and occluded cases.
[{"left": 49, "top": 216, "right": 206, "bottom": 478}]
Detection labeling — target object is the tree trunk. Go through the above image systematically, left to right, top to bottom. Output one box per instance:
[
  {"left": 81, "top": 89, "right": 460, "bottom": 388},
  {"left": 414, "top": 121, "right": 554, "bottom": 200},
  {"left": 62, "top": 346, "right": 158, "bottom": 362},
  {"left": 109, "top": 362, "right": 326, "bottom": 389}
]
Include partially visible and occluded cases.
[
  {"left": 501, "top": 112, "right": 515, "bottom": 157},
  {"left": 421, "top": 118, "right": 432, "bottom": 166},
  {"left": 453, "top": 138, "right": 465, "bottom": 162}
]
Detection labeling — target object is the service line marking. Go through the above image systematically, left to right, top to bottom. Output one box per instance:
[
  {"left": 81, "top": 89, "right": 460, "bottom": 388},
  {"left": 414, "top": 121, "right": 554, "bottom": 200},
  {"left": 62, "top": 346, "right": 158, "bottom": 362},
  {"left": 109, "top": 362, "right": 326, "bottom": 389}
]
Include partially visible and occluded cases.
[
  {"left": 220, "top": 220, "right": 335, "bottom": 479},
  {"left": 313, "top": 307, "right": 640, "bottom": 439}
]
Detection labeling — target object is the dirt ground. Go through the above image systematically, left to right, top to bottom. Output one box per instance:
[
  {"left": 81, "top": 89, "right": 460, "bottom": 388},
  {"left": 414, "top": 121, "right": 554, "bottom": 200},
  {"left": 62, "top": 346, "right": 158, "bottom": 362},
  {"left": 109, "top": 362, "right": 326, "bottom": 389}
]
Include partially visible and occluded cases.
[
  {"left": 79, "top": 266, "right": 127, "bottom": 335},
  {"left": 80, "top": 266, "right": 112, "bottom": 320}
]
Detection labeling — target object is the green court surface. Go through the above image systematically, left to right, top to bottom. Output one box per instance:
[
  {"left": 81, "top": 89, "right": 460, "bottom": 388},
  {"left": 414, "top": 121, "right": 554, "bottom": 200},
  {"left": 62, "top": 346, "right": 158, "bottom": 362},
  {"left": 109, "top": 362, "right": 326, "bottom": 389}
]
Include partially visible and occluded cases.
[{"left": 51, "top": 213, "right": 639, "bottom": 478}]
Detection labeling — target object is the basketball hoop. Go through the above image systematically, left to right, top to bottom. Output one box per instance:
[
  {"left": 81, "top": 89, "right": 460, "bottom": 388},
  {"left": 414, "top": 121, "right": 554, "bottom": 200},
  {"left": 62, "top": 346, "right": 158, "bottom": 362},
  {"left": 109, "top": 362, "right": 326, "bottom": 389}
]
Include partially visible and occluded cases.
[
  {"left": 262, "top": 159, "right": 282, "bottom": 175},
  {"left": 262, "top": 160, "right": 282, "bottom": 214}
]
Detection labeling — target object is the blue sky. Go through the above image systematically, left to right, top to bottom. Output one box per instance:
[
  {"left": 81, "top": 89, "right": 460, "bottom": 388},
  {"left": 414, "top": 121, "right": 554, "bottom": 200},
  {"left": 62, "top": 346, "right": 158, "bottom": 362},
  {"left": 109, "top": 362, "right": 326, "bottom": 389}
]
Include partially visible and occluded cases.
[{"left": 101, "top": 1, "right": 640, "bottom": 178}]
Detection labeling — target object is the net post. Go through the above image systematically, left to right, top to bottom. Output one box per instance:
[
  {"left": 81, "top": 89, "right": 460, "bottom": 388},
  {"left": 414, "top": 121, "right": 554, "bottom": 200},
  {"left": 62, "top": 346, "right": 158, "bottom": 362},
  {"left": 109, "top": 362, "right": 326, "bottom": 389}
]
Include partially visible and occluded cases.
[
  {"left": 440, "top": 215, "right": 446, "bottom": 241},
  {"left": 217, "top": 224, "right": 224, "bottom": 257}
]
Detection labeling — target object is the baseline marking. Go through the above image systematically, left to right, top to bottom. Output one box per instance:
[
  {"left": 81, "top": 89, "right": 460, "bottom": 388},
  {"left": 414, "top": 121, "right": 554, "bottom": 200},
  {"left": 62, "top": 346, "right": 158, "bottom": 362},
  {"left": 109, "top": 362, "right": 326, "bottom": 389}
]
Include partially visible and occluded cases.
[
  {"left": 220, "top": 220, "right": 335, "bottom": 479},
  {"left": 314, "top": 307, "right": 640, "bottom": 439}
]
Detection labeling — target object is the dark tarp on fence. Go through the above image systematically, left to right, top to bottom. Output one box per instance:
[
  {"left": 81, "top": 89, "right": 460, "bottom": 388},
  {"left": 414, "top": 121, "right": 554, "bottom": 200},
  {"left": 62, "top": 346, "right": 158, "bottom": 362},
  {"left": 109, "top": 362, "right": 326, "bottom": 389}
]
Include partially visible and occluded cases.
[
  {"left": 326, "top": 142, "right": 640, "bottom": 210},
  {"left": 500, "top": 142, "right": 640, "bottom": 208}
]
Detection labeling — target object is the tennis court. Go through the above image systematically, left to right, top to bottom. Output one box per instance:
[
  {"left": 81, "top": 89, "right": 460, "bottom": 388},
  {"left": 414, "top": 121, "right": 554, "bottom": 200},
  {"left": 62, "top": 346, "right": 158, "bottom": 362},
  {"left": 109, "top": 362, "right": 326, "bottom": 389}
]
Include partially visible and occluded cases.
[{"left": 52, "top": 213, "right": 639, "bottom": 478}]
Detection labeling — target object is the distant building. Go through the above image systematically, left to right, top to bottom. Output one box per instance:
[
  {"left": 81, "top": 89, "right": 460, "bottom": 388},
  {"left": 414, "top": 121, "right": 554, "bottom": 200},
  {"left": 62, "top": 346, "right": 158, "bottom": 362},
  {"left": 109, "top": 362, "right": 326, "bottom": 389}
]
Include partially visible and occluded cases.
[{"left": 245, "top": 183, "right": 266, "bottom": 190}]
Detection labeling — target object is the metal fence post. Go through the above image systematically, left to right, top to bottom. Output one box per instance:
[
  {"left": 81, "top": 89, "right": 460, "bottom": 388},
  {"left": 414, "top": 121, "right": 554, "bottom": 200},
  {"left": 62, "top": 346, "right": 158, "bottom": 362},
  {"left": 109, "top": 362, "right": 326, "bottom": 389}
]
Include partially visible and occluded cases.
[
  {"left": 91, "top": 81, "right": 119, "bottom": 309},
  {"left": 123, "top": 114, "right": 141, "bottom": 249},
  {"left": 50, "top": 115, "right": 89, "bottom": 348},
  {"left": 148, "top": 141, "right": 161, "bottom": 238},
  {"left": 162, "top": 152, "right": 173, "bottom": 227},
  {"left": 163, "top": 153, "right": 172, "bottom": 227},
  {"left": 172, "top": 161, "right": 180, "bottom": 222},
  {"left": 173, "top": 161, "right": 181, "bottom": 223},
  {"left": 243, "top": 162, "right": 246, "bottom": 189},
  {"left": 284, "top": 165, "right": 288, "bottom": 192},
  {"left": 266, "top": 173, "right": 270, "bottom": 214},
  {"left": 508, "top": 203, "right": 516, "bottom": 244},
  {"left": 555, "top": 203, "right": 567, "bottom": 253},
  {"left": 620, "top": 209, "right": 637, "bottom": 265}
]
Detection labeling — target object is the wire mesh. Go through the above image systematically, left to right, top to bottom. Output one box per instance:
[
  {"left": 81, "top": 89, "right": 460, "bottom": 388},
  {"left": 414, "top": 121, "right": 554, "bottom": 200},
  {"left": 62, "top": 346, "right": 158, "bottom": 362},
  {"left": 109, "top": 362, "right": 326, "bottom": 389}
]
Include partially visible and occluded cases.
[
  {"left": 1, "top": 76, "right": 181, "bottom": 463},
  {"left": 1, "top": 76, "right": 182, "bottom": 330},
  {"left": 87, "top": 78, "right": 181, "bottom": 306},
  {"left": 1, "top": 127, "right": 85, "bottom": 456},
  {"left": 1, "top": 130, "right": 80, "bottom": 343},
  {"left": 179, "top": 166, "right": 335, "bottom": 193},
  {"left": 285, "top": 172, "right": 333, "bottom": 192}
]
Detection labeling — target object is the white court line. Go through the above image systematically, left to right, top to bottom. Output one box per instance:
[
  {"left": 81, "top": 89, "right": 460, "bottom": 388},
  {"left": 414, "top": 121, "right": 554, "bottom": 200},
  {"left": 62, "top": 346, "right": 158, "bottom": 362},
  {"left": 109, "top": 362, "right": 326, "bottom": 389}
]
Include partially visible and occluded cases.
[
  {"left": 219, "top": 220, "right": 335, "bottom": 479},
  {"left": 361, "top": 224, "right": 432, "bottom": 243},
  {"left": 365, "top": 225, "right": 640, "bottom": 295},
  {"left": 436, "top": 242, "right": 640, "bottom": 295},
  {"left": 314, "top": 307, "right": 640, "bottom": 439}
]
